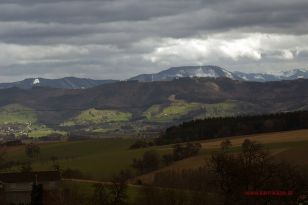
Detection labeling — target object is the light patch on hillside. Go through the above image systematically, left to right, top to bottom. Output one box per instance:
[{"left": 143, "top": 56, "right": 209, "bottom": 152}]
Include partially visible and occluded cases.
[
  {"left": 143, "top": 96, "right": 237, "bottom": 122},
  {"left": 0, "top": 104, "right": 37, "bottom": 124},
  {"left": 0, "top": 104, "right": 64, "bottom": 137},
  {"left": 62, "top": 108, "right": 132, "bottom": 126}
]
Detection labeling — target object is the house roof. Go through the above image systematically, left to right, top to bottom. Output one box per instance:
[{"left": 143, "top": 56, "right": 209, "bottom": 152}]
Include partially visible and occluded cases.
[{"left": 0, "top": 171, "right": 61, "bottom": 183}]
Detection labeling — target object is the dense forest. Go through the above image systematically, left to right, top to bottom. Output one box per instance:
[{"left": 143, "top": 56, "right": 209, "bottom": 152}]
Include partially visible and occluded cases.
[{"left": 158, "top": 111, "right": 308, "bottom": 144}]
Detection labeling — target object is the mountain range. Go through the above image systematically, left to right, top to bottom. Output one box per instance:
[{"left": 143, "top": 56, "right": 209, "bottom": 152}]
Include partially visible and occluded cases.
[
  {"left": 1, "top": 65, "right": 308, "bottom": 138},
  {"left": 0, "top": 66, "right": 308, "bottom": 90},
  {"left": 129, "top": 66, "right": 242, "bottom": 81},
  {"left": 129, "top": 66, "right": 308, "bottom": 82},
  {"left": 234, "top": 69, "right": 308, "bottom": 82},
  {"left": 0, "top": 77, "right": 118, "bottom": 90},
  {"left": 0, "top": 77, "right": 307, "bottom": 134}
]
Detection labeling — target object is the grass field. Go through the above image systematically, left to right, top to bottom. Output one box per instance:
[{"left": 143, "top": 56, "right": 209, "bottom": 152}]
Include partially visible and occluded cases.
[
  {"left": 143, "top": 96, "right": 237, "bottom": 122},
  {"left": 0, "top": 101, "right": 238, "bottom": 136},
  {"left": 202, "top": 101, "right": 238, "bottom": 118},
  {"left": 143, "top": 102, "right": 201, "bottom": 122},
  {"left": 0, "top": 104, "right": 37, "bottom": 124},
  {"left": 0, "top": 104, "right": 65, "bottom": 138},
  {"left": 62, "top": 108, "right": 132, "bottom": 126},
  {"left": 28, "top": 126, "right": 66, "bottom": 138},
  {"left": 3, "top": 129, "right": 308, "bottom": 181},
  {"left": 136, "top": 129, "right": 308, "bottom": 183},
  {"left": 6, "top": 130, "right": 303, "bottom": 204},
  {"left": 4, "top": 138, "right": 171, "bottom": 180},
  {"left": 62, "top": 180, "right": 141, "bottom": 203}
]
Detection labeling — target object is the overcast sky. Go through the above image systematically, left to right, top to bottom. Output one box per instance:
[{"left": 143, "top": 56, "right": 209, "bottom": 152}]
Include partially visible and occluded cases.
[{"left": 1, "top": 0, "right": 308, "bottom": 82}]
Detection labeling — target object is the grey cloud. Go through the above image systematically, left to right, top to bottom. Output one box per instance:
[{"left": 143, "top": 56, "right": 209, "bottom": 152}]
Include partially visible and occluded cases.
[
  {"left": 0, "top": 0, "right": 308, "bottom": 81},
  {"left": 0, "top": 0, "right": 201, "bottom": 23},
  {"left": 0, "top": 0, "right": 307, "bottom": 46}
]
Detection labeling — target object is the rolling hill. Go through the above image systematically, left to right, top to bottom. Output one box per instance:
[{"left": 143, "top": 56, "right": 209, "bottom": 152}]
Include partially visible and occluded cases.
[
  {"left": 0, "top": 77, "right": 118, "bottom": 90},
  {"left": 0, "top": 78, "right": 308, "bottom": 137},
  {"left": 0, "top": 104, "right": 65, "bottom": 138},
  {"left": 0, "top": 104, "right": 37, "bottom": 124},
  {"left": 62, "top": 109, "right": 132, "bottom": 126},
  {"left": 4, "top": 129, "right": 308, "bottom": 180},
  {"left": 135, "top": 129, "right": 308, "bottom": 184}
]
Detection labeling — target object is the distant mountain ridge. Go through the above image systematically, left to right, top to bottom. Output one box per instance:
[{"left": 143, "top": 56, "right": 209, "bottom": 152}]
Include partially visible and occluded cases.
[
  {"left": 1, "top": 66, "right": 308, "bottom": 90},
  {"left": 129, "top": 66, "right": 241, "bottom": 82},
  {"left": 130, "top": 66, "right": 308, "bottom": 82},
  {"left": 234, "top": 69, "right": 308, "bottom": 82},
  {"left": 0, "top": 77, "right": 118, "bottom": 90},
  {"left": 0, "top": 77, "right": 308, "bottom": 137},
  {"left": 0, "top": 77, "right": 308, "bottom": 124}
]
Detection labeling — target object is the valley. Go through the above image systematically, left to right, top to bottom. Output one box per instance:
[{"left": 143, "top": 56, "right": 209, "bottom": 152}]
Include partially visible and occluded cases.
[
  {"left": 1, "top": 0, "right": 308, "bottom": 203},
  {"left": 1, "top": 75, "right": 308, "bottom": 204},
  {"left": 0, "top": 76, "right": 307, "bottom": 138}
]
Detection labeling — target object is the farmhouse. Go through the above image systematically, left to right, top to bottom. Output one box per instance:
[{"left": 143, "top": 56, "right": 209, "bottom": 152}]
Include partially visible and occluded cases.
[{"left": 0, "top": 171, "right": 61, "bottom": 205}]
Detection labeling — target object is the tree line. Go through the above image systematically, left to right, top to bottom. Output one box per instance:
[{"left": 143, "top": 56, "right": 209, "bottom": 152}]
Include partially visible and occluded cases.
[
  {"left": 157, "top": 111, "right": 308, "bottom": 144},
  {"left": 131, "top": 142, "right": 201, "bottom": 176}
]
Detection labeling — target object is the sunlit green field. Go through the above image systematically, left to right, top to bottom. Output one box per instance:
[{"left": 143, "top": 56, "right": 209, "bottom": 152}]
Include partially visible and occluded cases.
[
  {"left": 143, "top": 99, "right": 237, "bottom": 122},
  {"left": 0, "top": 101, "right": 239, "bottom": 137},
  {"left": 0, "top": 104, "right": 37, "bottom": 124},
  {"left": 0, "top": 104, "right": 64, "bottom": 138},
  {"left": 62, "top": 108, "right": 132, "bottom": 126},
  {"left": 28, "top": 126, "right": 66, "bottom": 138}
]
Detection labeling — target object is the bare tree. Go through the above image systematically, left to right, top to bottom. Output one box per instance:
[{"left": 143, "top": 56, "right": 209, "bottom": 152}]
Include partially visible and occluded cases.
[
  {"left": 209, "top": 139, "right": 306, "bottom": 205},
  {"left": 220, "top": 139, "right": 232, "bottom": 150},
  {"left": 25, "top": 143, "right": 40, "bottom": 159},
  {"left": 0, "top": 145, "right": 6, "bottom": 169},
  {"left": 131, "top": 150, "right": 161, "bottom": 174},
  {"left": 110, "top": 172, "right": 128, "bottom": 205},
  {"left": 92, "top": 183, "right": 110, "bottom": 205}
]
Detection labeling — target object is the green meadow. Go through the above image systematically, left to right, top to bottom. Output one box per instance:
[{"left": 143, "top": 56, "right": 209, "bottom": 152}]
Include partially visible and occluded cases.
[
  {"left": 143, "top": 99, "right": 237, "bottom": 122},
  {"left": 0, "top": 101, "right": 239, "bottom": 137},
  {"left": 0, "top": 104, "right": 37, "bottom": 124},
  {"left": 0, "top": 104, "right": 64, "bottom": 138},
  {"left": 62, "top": 109, "right": 132, "bottom": 126},
  {"left": 5, "top": 129, "right": 308, "bottom": 182},
  {"left": 4, "top": 138, "right": 171, "bottom": 180},
  {"left": 61, "top": 180, "right": 141, "bottom": 204}
]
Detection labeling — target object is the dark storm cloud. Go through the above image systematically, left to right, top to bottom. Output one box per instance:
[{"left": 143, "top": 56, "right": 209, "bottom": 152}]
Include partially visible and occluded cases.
[
  {"left": 0, "top": 0, "right": 308, "bottom": 82},
  {"left": 0, "top": 0, "right": 200, "bottom": 23},
  {"left": 0, "top": 0, "right": 307, "bottom": 45}
]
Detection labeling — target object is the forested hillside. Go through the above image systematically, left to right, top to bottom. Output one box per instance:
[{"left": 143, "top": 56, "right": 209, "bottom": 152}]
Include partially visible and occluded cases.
[
  {"left": 0, "top": 78, "right": 308, "bottom": 137},
  {"left": 158, "top": 111, "right": 308, "bottom": 144}
]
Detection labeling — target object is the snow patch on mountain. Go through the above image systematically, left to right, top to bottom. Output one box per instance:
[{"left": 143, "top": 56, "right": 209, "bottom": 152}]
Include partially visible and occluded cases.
[
  {"left": 129, "top": 66, "right": 242, "bottom": 82},
  {"left": 194, "top": 67, "right": 217, "bottom": 78},
  {"left": 221, "top": 68, "right": 235, "bottom": 79},
  {"left": 279, "top": 69, "right": 307, "bottom": 78},
  {"left": 254, "top": 75, "right": 265, "bottom": 80},
  {"left": 33, "top": 78, "right": 40, "bottom": 85}
]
